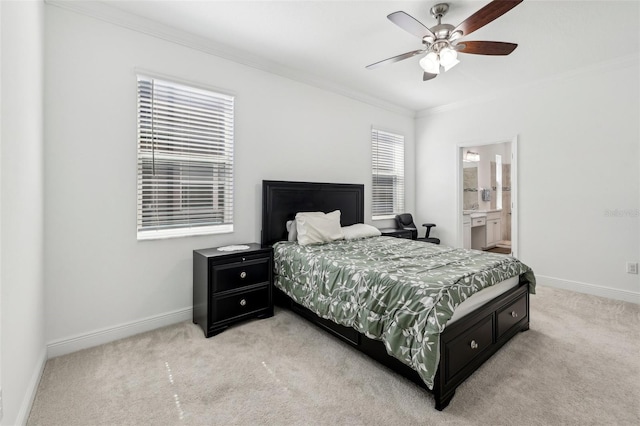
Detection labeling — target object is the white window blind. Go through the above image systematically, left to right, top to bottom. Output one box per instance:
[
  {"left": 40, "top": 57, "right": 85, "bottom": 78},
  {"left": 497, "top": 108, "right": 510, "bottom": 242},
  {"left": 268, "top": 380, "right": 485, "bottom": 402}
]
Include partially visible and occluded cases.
[
  {"left": 137, "top": 75, "right": 234, "bottom": 240},
  {"left": 372, "top": 129, "right": 405, "bottom": 219}
]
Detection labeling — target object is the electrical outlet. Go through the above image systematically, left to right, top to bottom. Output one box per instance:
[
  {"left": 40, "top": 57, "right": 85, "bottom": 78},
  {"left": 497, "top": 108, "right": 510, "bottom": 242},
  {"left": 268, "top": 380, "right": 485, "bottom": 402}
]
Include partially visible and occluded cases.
[{"left": 627, "top": 262, "right": 639, "bottom": 274}]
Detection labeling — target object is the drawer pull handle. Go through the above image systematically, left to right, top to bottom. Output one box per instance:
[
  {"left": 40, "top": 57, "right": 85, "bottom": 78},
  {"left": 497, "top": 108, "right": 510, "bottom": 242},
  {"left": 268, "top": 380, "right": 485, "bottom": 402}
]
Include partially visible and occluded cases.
[
  {"left": 240, "top": 271, "right": 247, "bottom": 279},
  {"left": 239, "top": 299, "right": 247, "bottom": 307},
  {"left": 511, "top": 311, "right": 518, "bottom": 318},
  {"left": 470, "top": 340, "right": 478, "bottom": 350}
]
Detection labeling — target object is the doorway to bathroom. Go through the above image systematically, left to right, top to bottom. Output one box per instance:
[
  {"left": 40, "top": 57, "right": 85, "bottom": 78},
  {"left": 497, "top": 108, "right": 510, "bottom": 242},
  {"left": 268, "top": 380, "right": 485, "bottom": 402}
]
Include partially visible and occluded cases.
[{"left": 457, "top": 137, "right": 518, "bottom": 257}]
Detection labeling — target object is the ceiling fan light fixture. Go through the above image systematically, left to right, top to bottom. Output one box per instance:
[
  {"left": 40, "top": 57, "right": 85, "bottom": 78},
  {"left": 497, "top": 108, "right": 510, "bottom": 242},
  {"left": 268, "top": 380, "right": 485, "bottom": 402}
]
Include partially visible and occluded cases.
[
  {"left": 439, "top": 47, "right": 457, "bottom": 66},
  {"left": 440, "top": 47, "right": 459, "bottom": 71},
  {"left": 419, "top": 51, "right": 440, "bottom": 74},
  {"left": 443, "top": 58, "right": 460, "bottom": 72},
  {"left": 442, "top": 59, "right": 460, "bottom": 72}
]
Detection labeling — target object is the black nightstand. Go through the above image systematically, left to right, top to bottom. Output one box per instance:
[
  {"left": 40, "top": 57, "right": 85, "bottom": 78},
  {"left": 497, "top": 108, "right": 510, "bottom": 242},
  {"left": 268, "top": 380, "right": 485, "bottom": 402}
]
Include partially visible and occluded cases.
[
  {"left": 379, "top": 228, "right": 413, "bottom": 239},
  {"left": 193, "top": 243, "right": 273, "bottom": 337}
]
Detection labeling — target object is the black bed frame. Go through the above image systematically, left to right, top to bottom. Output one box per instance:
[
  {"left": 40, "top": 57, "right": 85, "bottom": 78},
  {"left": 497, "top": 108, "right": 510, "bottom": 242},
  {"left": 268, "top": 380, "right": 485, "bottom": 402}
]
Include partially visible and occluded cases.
[{"left": 261, "top": 180, "right": 530, "bottom": 410}]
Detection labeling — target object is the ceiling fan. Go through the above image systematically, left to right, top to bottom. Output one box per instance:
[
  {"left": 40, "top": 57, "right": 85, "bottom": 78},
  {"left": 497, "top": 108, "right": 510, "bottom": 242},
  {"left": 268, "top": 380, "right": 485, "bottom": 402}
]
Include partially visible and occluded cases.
[{"left": 366, "top": 0, "right": 523, "bottom": 81}]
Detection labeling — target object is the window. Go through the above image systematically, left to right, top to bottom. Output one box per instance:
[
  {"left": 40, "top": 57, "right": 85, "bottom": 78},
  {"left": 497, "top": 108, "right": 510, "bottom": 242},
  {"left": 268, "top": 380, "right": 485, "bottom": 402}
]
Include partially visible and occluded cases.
[
  {"left": 137, "top": 75, "right": 234, "bottom": 240},
  {"left": 371, "top": 129, "right": 405, "bottom": 219}
]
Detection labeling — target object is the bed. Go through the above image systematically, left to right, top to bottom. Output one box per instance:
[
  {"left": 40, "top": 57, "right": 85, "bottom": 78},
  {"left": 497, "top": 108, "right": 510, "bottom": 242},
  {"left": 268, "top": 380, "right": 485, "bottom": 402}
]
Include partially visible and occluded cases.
[{"left": 261, "top": 180, "right": 535, "bottom": 410}]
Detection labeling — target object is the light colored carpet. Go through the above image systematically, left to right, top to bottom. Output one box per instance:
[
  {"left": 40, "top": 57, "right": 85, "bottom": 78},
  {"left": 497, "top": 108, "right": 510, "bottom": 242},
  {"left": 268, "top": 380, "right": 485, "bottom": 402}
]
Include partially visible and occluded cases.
[{"left": 28, "top": 286, "right": 640, "bottom": 425}]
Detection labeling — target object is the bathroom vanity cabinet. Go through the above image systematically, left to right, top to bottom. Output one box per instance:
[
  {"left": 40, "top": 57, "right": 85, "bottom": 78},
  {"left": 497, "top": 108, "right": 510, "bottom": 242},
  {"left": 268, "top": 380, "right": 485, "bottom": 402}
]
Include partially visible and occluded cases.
[
  {"left": 465, "top": 210, "right": 502, "bottom": 250},
  {"left": 485, "top": 212, "right": 502, "bottom": 248},
  {"left": 463, "top": 215, "right": 471, "bottom": 249}
]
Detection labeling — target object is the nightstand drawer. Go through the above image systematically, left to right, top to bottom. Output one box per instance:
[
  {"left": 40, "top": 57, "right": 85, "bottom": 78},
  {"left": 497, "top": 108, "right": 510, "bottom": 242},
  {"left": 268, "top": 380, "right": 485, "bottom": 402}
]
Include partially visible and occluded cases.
[
  {"left": 212, "top": 257, "right": 270, "bottom": 292},
  {"left": 212, "top": 285, "right": 271, "bottom": 323},
  {"left": 497, "top": 293, "right": 528, "bottom": 338},
  {"left": 444, "top": 315, "right": 493, "bottom": 381}
]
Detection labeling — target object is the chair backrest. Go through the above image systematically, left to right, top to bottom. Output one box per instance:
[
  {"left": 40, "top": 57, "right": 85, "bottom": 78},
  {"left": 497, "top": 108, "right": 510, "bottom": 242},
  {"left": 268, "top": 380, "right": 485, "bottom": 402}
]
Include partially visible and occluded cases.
[
  {"left": 395, "top": 213, "right": 416, "bottom": 229},
  {"left": 395, "top": 213, "right": 418, "bottom": 239}
]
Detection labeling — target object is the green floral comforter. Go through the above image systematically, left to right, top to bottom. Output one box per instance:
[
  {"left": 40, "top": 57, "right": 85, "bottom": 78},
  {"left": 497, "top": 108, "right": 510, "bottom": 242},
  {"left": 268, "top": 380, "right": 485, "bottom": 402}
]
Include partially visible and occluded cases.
[{"left": 273, "top": 236, "right": 535, "bottom": 390}]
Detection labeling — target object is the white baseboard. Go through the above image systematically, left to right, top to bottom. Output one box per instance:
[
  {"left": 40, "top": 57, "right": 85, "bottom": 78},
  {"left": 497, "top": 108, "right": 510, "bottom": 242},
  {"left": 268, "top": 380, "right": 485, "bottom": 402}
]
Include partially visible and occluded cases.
[
  {"left": 536, "top": 275, "right": 640, "bottom": 304},
  {"left": 46, "top": 307, "right": 193, "bottom": 359},
  {"left": 15, "top": 348, "right": 47, "bottom": 426}
]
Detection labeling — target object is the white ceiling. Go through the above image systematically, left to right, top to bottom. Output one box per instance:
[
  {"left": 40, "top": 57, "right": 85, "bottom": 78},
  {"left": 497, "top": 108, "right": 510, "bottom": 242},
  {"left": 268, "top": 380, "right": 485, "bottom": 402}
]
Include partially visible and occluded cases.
[{"left": 60, "top": 0, "right": 640, "bottom": 113}]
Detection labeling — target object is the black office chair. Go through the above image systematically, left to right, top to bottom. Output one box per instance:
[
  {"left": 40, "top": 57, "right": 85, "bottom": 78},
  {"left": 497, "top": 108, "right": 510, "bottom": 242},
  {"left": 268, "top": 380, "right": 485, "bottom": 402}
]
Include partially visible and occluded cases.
[{"left": 395, "top": 213, "right": 440, "bottom": 244}]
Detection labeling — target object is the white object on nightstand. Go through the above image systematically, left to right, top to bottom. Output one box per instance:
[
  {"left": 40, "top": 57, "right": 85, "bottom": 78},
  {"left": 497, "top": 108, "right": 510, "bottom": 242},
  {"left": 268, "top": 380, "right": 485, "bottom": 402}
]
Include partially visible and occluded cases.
[{"left": 217, "top": 245, "right": 251, "bottom": 252}]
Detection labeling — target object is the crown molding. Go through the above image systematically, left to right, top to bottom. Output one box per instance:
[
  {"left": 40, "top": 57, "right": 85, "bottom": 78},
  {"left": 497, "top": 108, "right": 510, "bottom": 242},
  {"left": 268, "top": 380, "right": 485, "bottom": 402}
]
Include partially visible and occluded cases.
[
  {"left": 45, "top": 0, "right": 415, "bottom": 118},
  {"left": 416, "top": 53, "right": 639, "bottom": 118}
]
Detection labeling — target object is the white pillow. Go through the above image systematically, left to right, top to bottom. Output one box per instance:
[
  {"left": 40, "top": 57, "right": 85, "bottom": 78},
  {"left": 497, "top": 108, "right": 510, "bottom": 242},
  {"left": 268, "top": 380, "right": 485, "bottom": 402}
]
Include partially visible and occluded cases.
[
  {"left": 295, "top": 210, "right": 344, "bottom": 246},
  {"left": 287, "top": 212, "right": 324, "bottom": 242},
  {"left": 286, "top": 220, "right": 297, "bottom": 242},
  {"left": 341, "top": 223, "right": 382, "bottom": 240}
]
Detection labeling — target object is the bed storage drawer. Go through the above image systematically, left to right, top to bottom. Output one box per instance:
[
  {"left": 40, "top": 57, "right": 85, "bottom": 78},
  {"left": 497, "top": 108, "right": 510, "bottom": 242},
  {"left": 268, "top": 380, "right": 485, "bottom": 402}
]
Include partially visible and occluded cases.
[
  {"left": 497, "top": 292, "right": 528, "bottom": 338},
  {"left": 290, "top": 300, "right": 360, "bottom": 345},
  {"left": 444, "top": 315, "right": 493, "bottom": 381}
]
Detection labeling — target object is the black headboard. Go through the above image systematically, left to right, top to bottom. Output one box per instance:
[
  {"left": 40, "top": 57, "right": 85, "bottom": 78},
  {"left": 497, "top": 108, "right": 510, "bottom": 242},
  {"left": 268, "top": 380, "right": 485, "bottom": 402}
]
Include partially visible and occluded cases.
[{"left": 261, "top": 180, "right": 364, "bottom": 247}]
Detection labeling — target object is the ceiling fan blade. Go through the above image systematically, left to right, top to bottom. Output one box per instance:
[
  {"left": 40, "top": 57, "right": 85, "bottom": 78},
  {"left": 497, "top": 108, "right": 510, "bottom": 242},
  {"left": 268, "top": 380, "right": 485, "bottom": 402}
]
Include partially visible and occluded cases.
[
  {"left": 454, "top": 0, "right": 523, "bottom": 37},
  {"left": 387, "top": 11, "right": 436, "bottom": 40},
  {"left": 457, "top": 41, "right": 518, "bottom": 55},
  {"left": 366, "top": 49, "right": 425, "bottom": 70},
  {"left": 423, "top": 72, "right": 438, "bottom": 81}
]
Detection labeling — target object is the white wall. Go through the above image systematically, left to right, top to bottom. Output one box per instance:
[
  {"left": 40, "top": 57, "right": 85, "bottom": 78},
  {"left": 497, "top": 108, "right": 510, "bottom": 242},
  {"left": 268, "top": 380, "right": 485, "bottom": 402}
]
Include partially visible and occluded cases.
[
  {"left": 1, "top": 1, "right": 47, "bottom": 425},
  {"left": 44, "top": 6, "right": 415, "bottom": 353},
  {"left": 416, "top": 57, "right": 640, "bottom": 302}
]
